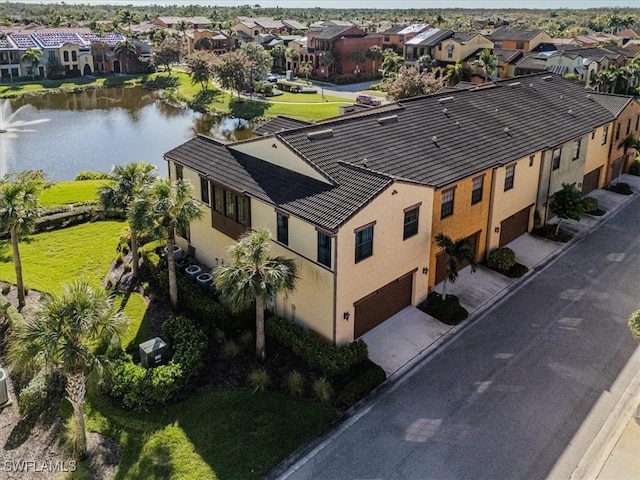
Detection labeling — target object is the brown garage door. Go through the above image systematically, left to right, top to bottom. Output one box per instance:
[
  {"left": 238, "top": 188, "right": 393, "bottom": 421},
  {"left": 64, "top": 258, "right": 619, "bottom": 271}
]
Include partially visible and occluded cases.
[
  {"left": 582, "top": 167, "right": 601, "bottom": 195},
  {"left": 499, "top": 206, "right": 532, "bottom": 247},
  {"left": 434, "top": 232, "right": 479, "bottom": 285},
  {"left": 354, "top": 272, "right": 414, "bottom": 338}
]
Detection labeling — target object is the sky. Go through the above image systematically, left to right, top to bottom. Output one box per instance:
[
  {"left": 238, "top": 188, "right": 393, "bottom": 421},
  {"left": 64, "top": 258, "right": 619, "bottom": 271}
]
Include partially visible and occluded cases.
[{"left": 8, "top": 0, "right": 640, "bottom": 9}]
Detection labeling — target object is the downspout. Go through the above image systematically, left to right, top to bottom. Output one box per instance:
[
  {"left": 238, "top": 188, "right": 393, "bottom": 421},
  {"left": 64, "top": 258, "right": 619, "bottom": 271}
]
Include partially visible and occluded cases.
[
  {"left": 544, "top": 149, "right": 554, "bottom": 222},
  {"left": 332, "top": 233, "right": 338, "bottom": 345}
]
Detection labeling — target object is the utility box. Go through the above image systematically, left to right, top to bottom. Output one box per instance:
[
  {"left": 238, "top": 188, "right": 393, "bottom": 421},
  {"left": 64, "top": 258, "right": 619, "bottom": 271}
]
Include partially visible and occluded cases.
[
  {"left": 286, "top": 70, "right": 294, "bottom": 81},
  {"left": 139, "top": 337, "right": 168, "bottom": 369},
  {"left": 0, "top": 367, "right": 10, "bottom": 407}
]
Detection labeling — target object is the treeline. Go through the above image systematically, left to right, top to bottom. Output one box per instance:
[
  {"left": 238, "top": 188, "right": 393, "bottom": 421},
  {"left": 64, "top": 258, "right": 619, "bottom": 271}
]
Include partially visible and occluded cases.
[{"left": 0, "top": 2, "right": 637, "bottom": 37}]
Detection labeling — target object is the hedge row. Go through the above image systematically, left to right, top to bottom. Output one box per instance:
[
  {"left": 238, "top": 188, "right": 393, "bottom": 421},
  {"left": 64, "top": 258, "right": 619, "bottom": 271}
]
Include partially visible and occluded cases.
[
  {"left": 0, "top": 293, "right": 25, "bottom": 330},
  {"left": 107, "top": 315, "right": 207, "bottom": 411},
  {"left": 267, "top": 316, "right": 368, "bottom": 378},
  {"left": 334, "top": 360, "right": 386, "bottom": 408}
]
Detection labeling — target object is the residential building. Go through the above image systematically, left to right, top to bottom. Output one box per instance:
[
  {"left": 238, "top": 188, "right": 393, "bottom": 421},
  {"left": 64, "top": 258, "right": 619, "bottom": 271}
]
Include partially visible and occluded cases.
[
  {"left": 151, "top": 16, "right": 211, "bottom": 30},
  {"left": 381, "top": 24, "right": 431, "bottom": 54},
  {"left": 310, "top": 25, "right": 382, "bottom": 76},
  {"left": 488, "top": 26, "right": 553, "bottom": 52},
  {"left": 403, "top": 28, "right": 454, "bottom": 64},
  {"left": 185, "top": 30, "right": 232, "bottom": 55},
  {"left": 432, "top": 31, "right": 494, "bottom": 65},
  {"left": 166, "top": 74, "right": 622, "bottom": 345}
]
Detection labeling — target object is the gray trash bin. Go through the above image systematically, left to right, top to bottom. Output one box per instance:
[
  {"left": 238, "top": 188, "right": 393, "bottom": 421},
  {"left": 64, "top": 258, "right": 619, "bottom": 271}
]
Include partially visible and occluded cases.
[
  {"left": 164, "top": 244, "right": 182, "bottom": 260},
  {"left": 185, "top": 264, "right": 202, "bottom": 282},
  {"left": 196, "top": 272, "right": 213, "bottom": 292},
  {"left": 139, "top": 337, "right": 168, "bottom": 369},
  {"left": 0, "top": 367, "right": 10, "bottom": 407}
]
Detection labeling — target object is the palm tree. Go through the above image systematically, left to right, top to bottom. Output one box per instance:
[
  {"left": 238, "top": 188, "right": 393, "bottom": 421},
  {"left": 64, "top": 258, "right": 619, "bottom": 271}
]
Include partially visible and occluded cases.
[
  {"left": 118, "top": 9, "right": 135, "bottom": 35},
  {"left": 176, "top": 20, "right": 189, "bottom": 38},
  {"left": 114, "top": 40, "right": 137, "bottom": 74},
  {"left": 270, "top": 43, "right": 286, "bottom": 70},
  {"left": 366, "top": 45, "right": 383, "bottom": 75},
  {"left": 285, "top": 46, "right": 299, "bottom": 71},
  {"left": 21, "top": 47, "right": 42, "bottom": 80},
  {"left": 470, "top": 48, "right": 497, "bottom": 83},
  {"left": 318, "top": 51, "right": 336, "bottom": 79},
  {"left": 350, "top": 51, "right": 366, "bottom": 74},
  {"left": 381, "top": 53, "right": 404, "bottom": 78},
  {"left": 446, "top": 59, "right": 465, "bottom": 86},
  {"left": 298, "top": 60, "right": 313, "bottom": 84},
  {"left": 616, "top": 133, "right": 640, "bottom": 184},
  {"left": 98, "top": 162, "right": 157, "bottom": 279},
  {"left": 0, "top": 170, "right": 46, "bottom": 310},
  {"left": 130, "top": 178, "right": 204, "bottom": 309},
  {"left": 214, "top": 228, "right": 297, "bottom": 361},
  {"left": 435, "top": 233, "right": 477, "bottom": 301},
  {"left": 9, "top": 279, "right": 127, "bottom": 458}
]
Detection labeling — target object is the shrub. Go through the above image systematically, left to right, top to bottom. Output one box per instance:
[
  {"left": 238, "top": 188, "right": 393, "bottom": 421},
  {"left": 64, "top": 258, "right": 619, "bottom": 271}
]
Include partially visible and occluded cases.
[
  {"left": 629, "top": 160, "right": 640, "bottom": 176},
  {"left": 75, "top": 171, "right": 110, "bottom": 181},
  {"left": 610, "top": 182, "right": 632, "bottom": 195},
  {"left": 582, "top": 197, "right": 599, "bottom": 213},
  {"left": 34, "top": 205, "right": 104, "bottom": 233},
  {"left": 487, "top": 247, "right": 516, "bottom": 272},
  {"left": 115, "top": 252, "right": 124, "bottom": 266},
  {"left": 123, "top": 263, "right": 132, "bottom": 273},
  {"left": 1, "top": 284, "right": 10, "bottom": 295},
  {"left": 420, "top": 292, "right": 468, "bottom": 325},
  {"left": 0, "top": 294, "right": 24, "bottom": 330},
  {"left": 628, "top": 310, "right": 640, "bottom": 341},
  {"left": 162, "top": 315, "right": 208, "bottom": 374},
  {"left": 267, "top": 316, "right": 369, "bottom": 378},
  {"left": 239, "top": 330, "right": 254, "bottom": 348},
  {"left": 223, "top": 339, "right": 240, "bottom": 358},
  {"left": 335, "top": 361, "right": 386, "bottom": 408},
  {"left": 18, "top": 368, "right": 65, "bottom": 418},
  {"left": 248, "top": 369, "right": 271, "bottom": 392},
  {"left": 286, "top": 370, "right": 305, "bottom": 397},
  {"left": 313, "top": 377, "right": 333, "bottom": 403}
]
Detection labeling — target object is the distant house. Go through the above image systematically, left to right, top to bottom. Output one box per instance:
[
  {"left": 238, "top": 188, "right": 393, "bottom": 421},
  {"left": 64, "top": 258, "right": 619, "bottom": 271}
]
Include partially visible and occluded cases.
[
  {"left": 151, "top": 16, "right": 211, "bottom": 30},
  {"left": 234, "top": 16, "right": 286, "bottom": 39},
  {"left": 381, "top": 23, "right": 431, "bottom": 54},
  {"left": 310, "top": 25, "right": 382, "bottom": 76},
  {"left": 488, "top": 26, "right": 553, "bottom": 52},
  {"left": 403, "top": 28, "right": 454, "bottom": 64},
  {"left": 185, "top": 30, "right": 232, "bottom": 55},
  {"left": 433, "top": 31, "right": 494, "bottom": 65}
]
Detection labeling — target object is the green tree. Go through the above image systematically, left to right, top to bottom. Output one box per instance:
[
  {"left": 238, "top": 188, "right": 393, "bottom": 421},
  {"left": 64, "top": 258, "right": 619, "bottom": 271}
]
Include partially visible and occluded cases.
[
  {"left": 117, "top": 9, "right": 136, "bottom": 34},
  {"left": 176, "top": 19, "right": 189, "bottom": 38},
  {"left": 153, "top": 37, "right": 184, "bottom": 75},
  {"left": 114, "top": 39, "right": 137, "bottom": 74},
  {"left": 240, "top": 42, "right": 273, "bottom": 90},
  {"left": 270, "top": 43, "right": 286, "bottom": 70},
  {"left": 366, "top": 45, "right": 383, "bottom": 75},
  {"left": 285, "top": 46, "right": 299, "bottom": 71},
  {"left": 21, "top": 47, "right": 42, "bottom": 80},
  {"left": 470, "top": 48, "right": 497, "bottom": 83},
  {"left": 186, "top": 50, "right": 214, "bottom": 92},
  {"left": 211, "top": 50, "right": 251, "bottom": 98},
  {"left": 318, "top": 51, "right": 336, "bottom": 79},
  {"left": 350, "top": 51, "right": 366, "bottom": 74},
  {"left": 381, "top": 52, "right": 404, "bottom": 78},
  {"left": 417, "top": 54, "right": 436, "bottom": 73},
  {"left": 446, "top": 59, "right": 467, "bottom": 86},
  {"left": 298, "top": 60, "right": 313, "bottom": 83},
  {"left": 382, "top": 65, "right": 447, "bottom": 99},
  {"left": 617, "top": 133, "right": 640, "bottom": 184},
  {"left": 98, "top": 162, "right": 156, "bottom": 279},
  {"left": 0, "top": 170, "right": 46, "bottom": 309},
  {"left": 130, "top": 178, "right": 204, "bottom": 309},
  {"left": 550, "top": 183, "right": 585, "bottom": 236},
  {"left": 214, "top": 228, "right": 297, "bottom": 361},
  {"left": 435, "top": 233, "right": 477, "bottom": 301},
  {"left": 8, "top": 279, "right": 128, "bottom": 458},
  {"left": 628, "top": 310, "right": 640, "bottom": 341}
]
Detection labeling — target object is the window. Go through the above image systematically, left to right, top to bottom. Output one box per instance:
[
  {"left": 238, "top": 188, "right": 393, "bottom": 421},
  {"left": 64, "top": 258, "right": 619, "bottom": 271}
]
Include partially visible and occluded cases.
[
  {"left": 399, "top": 35, "right": 405, "bottom": 42},
  {"left": 384, "top": 36, "right": 390, "bottom": 42},
  {"left": 494, "top": 41, "right": 502, "bottom": 48},
  {"left": 516, "top": 41, "right": 524, "bottom": 50},
  {"left": 447, "top": 44, "right": 454, "bottom": 59},
  {"left": 48, "top": 51, "right": 56, "bottom": 62},
  {"left": 63, "top": 51, "right": 69, "bottom": 62},
  {"left": 71, "top": 51, "right": 77, "bottom": 62},
  {"left": 635, "top": 114, "right": 639, "bottom": 132},
  {"left": 626, "top": 118, "right": 631, "bottom": 136},
  {"left": 615, "top": 122, "right": 621, "bottom": 141},
  {"left": 601, "top": 125, "right": 609, "bottom": 145},
  {"left": 591, "top": 130, "right": 596, "bottom": 140},
  {"left": 572, "top": 139, "right": 581, "bottom": 160},
  {"left": 552, "top": 148, "right": 561, "bottom": 171},
  {"left": 529, "top": 155, "right": 535, "bottom": 167},
  {"left": 175, "top": 164, "right": 183, "bottom": 180},
  {"left": 504, "top": 164, "right": 515, "bottom": 191},
  {"left": 471, "top": 176, "right": 484, "bottom": 204},
  {"left": 200, "top": 177, "right": 209, "bottom": 205},
  {"left": 211, "top": 184, "right": 250, "bottom": 232},
  {"left": 213, "top": 185, "right": 224, "bottom": 213},
  {"left": 440, "top": 189, "right": 455, "bottom": 218},
  {"left": 224, "top": 190, "right": 235, "bottom": 219},
  {"left": 236, "top": 196, "right": 248, "bottom": 226},
  {"left": 403, "top": 206, "right": 419, "bottom": 240},
  {"left": 277, "top": 213, "right": 288, "bottom": 245},
  {"left": 355, "top": 224, "right": 374, "bottom": 263},
  {"left": 317, "top": 232, "right": 332, "bottom": 268}
]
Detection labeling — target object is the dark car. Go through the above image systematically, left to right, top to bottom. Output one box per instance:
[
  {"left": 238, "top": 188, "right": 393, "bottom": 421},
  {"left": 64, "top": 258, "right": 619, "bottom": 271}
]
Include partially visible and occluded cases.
[{"left": 356, "top": 94, "right": 382, "bottom": 106}]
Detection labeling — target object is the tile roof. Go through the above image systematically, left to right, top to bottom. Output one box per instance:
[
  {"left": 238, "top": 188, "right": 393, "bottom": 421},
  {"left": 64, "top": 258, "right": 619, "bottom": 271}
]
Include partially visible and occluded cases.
[
  {"left": 382, "top": 24, "right": 409, "bottom": 35},
  {"left": 314, "top": 25, "right": 357, "bottom": 40},
  {"left": 489, "top": 26, "right": 546, "bottom": 42},
  {"left": 405, "top": 28, "right": 453, "bottom": 46},
  {"left": 276, "top": 74, "right": 615, "bottom": 189},
  {"left": 589, "top": 93, "right": 633, "bottom": 117},
  {"left": 253, "top": 116, "right": 312, "bottom": 136},
  {"left": 164, "top": 136, "right": 391, "bottom": 231}
]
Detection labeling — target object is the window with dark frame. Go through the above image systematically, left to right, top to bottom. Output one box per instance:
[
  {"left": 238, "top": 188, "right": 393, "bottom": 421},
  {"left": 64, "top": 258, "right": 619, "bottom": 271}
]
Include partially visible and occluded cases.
[
  {"left": 635, "top": 114, "right": 639, "bottom": 132},
  {"left": 626, "top": 118, "right": 631, "bottom": 136},
  {"left": 615, "top": 122, "right": 621, "bottom": 141},
  {"left": 602, "top": 125, "right": 609, "bottom": 145},
  {"left": 572, "top": 139, "right": 580, "bottom": 160},
  {"left": 552, "top": 148, "right": 561, "bottom": 170},
  {"left": 529, "top": 155, "right": 535, "bottom": 167},
  {"left": 175, "top": 164, "right": 183, "bottom": 181},
  {"left": 504, "top": 165, "right": 515, "bottom": 191},
  {"left": 471, "top": 176, "right": 484, "bottom": 204},
  {"left": 200, "top": 177, "right": 210, "bottom": 205},
  {"left": 212, "top": 184, "right": 249, "bottom": 226},
  {"left": 213, "top": 185, "right": 224, "bottom": 213},
  {"left": 440, "top": 189, "right": 455, "bottom": 218},
  {"left": 224, "top": 190, "right": 235, "bottom": 219},
  {"left": 403, "top": 207, "right": 419, "bottom": 240},
  {"left": 277, "top": 213, "right": 289, "bottom": 245},
  {"left": 355, "top": 225, "right": 374, "bottom": 263},
  {"left": 317, "top": 232, "right": 331, "bottom": 268}
]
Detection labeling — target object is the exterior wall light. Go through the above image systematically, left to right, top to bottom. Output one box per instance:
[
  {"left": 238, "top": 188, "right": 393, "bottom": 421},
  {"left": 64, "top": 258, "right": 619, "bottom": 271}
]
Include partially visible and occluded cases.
[{"left": 343, "top": 312, "right": 350, "bottom": 321}]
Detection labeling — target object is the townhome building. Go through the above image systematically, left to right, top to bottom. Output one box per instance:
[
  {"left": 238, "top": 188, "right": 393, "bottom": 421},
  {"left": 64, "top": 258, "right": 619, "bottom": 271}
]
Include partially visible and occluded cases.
[
  {"left": 151, "top": 16, "right": 211, "bottom": 30},
  {"left": 380, "top": 24, "right": 431, "bottom": 54},
  {"left": 310, "top": 25, "right": 382, "bottom": 76},
  {"left": 488, "top": 26, "right": 553, "bottom": 52},
  {"left": 432, "top": 31, "right": 494, "bottom": 65},
  {"left": 165, "top": 73, "right": 623, "bottom": 345}
]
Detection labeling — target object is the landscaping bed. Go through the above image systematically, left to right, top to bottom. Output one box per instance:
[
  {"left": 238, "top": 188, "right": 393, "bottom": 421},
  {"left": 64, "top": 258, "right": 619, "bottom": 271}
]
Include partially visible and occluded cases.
[
  {"left": 531, "top": 224, "right": 573, "bottom": 243},
  {"left": 418, "top": 292, "right": 468, "bottom": 325}
]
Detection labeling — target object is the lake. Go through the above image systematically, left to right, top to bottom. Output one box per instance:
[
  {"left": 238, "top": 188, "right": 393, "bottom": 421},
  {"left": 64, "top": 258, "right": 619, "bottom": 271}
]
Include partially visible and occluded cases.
[{"left": 0, "top": 86, "right": 256, "bottom": 181}]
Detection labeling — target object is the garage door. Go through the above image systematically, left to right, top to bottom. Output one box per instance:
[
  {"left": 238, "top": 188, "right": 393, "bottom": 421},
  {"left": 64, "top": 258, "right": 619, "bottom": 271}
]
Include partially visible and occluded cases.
[
  {"left": 582, "top": 167, "right": 601, "bottom": 195},
  {"left": 499, "top": 206, "right": 532, "bottom": 247},
  {"left": 434, "top": 232, "right": 479, "bottom": 285},
  {"left": 354, "top": 272, "right": 413, "bottom": 338}
]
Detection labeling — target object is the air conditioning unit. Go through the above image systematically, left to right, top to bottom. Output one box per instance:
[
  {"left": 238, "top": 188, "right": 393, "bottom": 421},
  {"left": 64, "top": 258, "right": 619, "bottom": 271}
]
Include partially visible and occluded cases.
[
  {"left": 139, "top": 337, "right": 169, "bottom": 369},
  {"left": 0, "top": 367, "right": 11, "bottom": 407}
]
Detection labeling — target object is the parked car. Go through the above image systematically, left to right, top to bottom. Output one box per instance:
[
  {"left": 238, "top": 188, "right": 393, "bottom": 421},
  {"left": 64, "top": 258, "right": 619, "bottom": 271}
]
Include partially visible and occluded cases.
[
  {"left": 266, "top": 74, "right": 278, "bottom": 83},
  {"left": 356, "top": 94, "right": 382, "bottom": 106}
]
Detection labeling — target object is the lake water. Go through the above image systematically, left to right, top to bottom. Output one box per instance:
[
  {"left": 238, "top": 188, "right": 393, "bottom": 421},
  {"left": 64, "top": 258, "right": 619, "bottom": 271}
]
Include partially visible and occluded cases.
[{"left": 0, "top": 86, "right": 256, "bottom": 181}]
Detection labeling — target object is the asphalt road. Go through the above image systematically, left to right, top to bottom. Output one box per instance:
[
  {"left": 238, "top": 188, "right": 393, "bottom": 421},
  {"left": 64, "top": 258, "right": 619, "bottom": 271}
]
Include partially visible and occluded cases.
[{"left": 275, "top": 196, "right": 640, "bottom": 480}]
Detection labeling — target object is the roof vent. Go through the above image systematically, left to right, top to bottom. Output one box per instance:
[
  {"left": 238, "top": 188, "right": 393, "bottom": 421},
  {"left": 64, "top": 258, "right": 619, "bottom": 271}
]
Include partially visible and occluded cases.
[
  {"left": 542, "top": 75, "right": 553, "bottom": 81},
  {"left": 508, "top": 82, "right": 521, "bottom": 87},
  {"left": 586, "top": 94, "right": 593, "bottom": 100},
  {"left": 438, "top": 96, "right": 455, "bottom": 104},
  {"left": 442, "top": 107, "right": 449, "bottom": 115},
  {"left": 567, "top": 109, "right": 574, "bottom": 116},
  {"left": 377, "top": 115, "right": 398, "bottom": 125},
  {"left": 455, "top": 121, "right": 461, "bottom": 128},
  {"left": 504, "top": 127, "right": 511, "bottom": 135},
  {"left": 307, "top": 129, "right": 334, "bottom": 140},
  {"left": 431, "top": 136, "right": 439, "bottom": 147},
  {"left": 362, "top": 157, "right": 368, "bottom": 167}
]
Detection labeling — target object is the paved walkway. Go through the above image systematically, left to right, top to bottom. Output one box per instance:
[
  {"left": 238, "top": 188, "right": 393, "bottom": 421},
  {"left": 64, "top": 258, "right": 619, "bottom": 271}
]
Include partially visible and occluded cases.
[{"left": 361, "top": 174, "right": 640, "bottom": 479}]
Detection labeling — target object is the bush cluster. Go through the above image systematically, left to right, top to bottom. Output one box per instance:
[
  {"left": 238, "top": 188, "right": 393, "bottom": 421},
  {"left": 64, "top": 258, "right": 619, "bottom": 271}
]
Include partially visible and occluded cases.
[
  {"left": 333, "top": 72, "right": 381, "bottom": 85},
  {"left": 629, "top": 160, "right": 640, "bottom": 176},
  {"left": 74, "top": 171, "right": 110, "bottom": 180},
  {"left": 610, "top": 182, "right": 632, "bottom": 195},
  {"left": 582, "top": 196, "right": 599, "bottom": 213},
  {"left": 35, "top": 205, "right": 104, "bottom": 232},
  {"left": 487, "top": 247, "right": 516, "bottom": 272},
  {"left": 0, "top": 294, "right": 25, "bottom": 330},
  {"left": 107, "top": 315, "right": 207, "bottom": 411},
  {"left": 267, "top": 316, "right": 368, "bottom": 378},
  {"left": 334, "top": 360, "right": 386, "bottom": 408},
  {"left": 18, "top": 368, "right": 65, "bottom": 418}
]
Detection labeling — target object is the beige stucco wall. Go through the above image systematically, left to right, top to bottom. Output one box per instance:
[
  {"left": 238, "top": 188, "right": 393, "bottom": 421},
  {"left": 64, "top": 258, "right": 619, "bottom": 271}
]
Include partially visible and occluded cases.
[
  {"left": 529, "top": 31, "right": 554, "bottom": 51},
  {"left": 435, "top": 34, "right": 493, "bottom": 63},
  {"left": 584, "top": 123, "right": 612, "bottom": 188},
  {"left": 230, "top": 138, "right": 332, "bottom": 184},
  {"left": 486, "top": 153, "right": 541, "bottom": 251},
  {"left": 334, "top": 181, "right": 434, "bottom": 344}
]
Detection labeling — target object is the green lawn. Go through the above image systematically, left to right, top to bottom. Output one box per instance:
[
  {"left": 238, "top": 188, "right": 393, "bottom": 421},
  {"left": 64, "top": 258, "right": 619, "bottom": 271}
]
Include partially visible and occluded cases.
[
  {"left": 0, "top": 75, "right": 143, "bottom": 97},
  {"left": 40, "top": 180, "right": 106, "bottom": 206},
  {"left": 0, "top": 220, "right": 125, "bottom": 293},
  {"left": 86, "top": 390, "right": 339, "bottom": 480}
]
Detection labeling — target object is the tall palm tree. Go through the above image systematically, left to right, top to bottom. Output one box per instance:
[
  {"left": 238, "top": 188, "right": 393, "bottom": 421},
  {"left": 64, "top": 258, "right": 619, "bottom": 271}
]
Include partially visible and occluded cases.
[
  {"left": 118, "top": 9, "right": 135, "bottom": 35},
  {"left": 114, "top": 40, "right": 137, "bottom": 74},
  {"left": 270, "top": 43, "right": 286, "bottom": 70},
  {"left": 366, "top": 45, "right": 383, "bottom": 75},
  {"left": 285, "top": 46, "right": 299, "bottom": 71},
  {"left": 21, "top": 47, "right": 42, "bottom": 80},
  {"left": 470, "top": 48, "right": 497, "bottom": 83},
  {"left": 318, "top": 51, "right": 336, "bottom": 79},
  {"left": 350, "top": 51, "right": 366, "bottom": 74},
  {"left": 381, "top": 53, "right": 404, "bottom": 78},
  {"left": 446, "top": 59, "right": 465, "bottom": 86},
  {"left": 298, "top": 60, "right": 313, "bottom": 83},
  {"left": 616, "top": 133, "right": 640, "bottom": 184},
  {"left": 98, "top": 162, "right": 157, "bottom": 279},
  {"left": 0, "top": 170, "right": 45, "bottom": 310},
  {"left": 130, "top": 178, "right": 204, "bottom": 309},
  {"left": 214, "top": 228, "right": 297, "bottom": 361},
  {"left": 435, "top": 233, "right": 477, "bottom": 301},
  {"left": 9, "top": 279, "right": 127, "bottom": 458}
]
